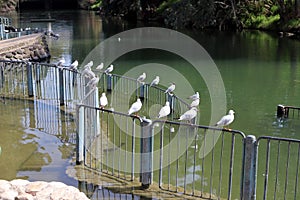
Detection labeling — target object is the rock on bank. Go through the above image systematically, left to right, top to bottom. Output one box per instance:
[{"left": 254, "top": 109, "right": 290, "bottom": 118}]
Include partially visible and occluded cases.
[{"left": 0, "top": 179, "right": 89, "bottom": 200}]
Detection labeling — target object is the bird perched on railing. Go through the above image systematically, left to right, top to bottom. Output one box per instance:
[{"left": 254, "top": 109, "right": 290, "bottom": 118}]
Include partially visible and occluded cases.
[
  {"left": 57, "top": 57, "right": 65, "bottom": 67},
  {"left": 69, "top": 60, "right": 78, "bottom": 71},
  {"left": 81, "top": 61, "right": 95, "bottom": 78},
  {"left": 96, "top": 62, "right": 104, "bottom": 71},
  {"left": 104, "top": 64, "right": 114, "bottom": 75},
  {"left": 137, "top": 72, "right": 146, "bottom": 84},
  {"left": 86, "top": 75, "right": 99, "bottom": 88},
  {"left": 150, "top": 76, "right": 159, "bottom": 87},
  {"left": 165, "top": 83, "right": 175, "bottom": 95},
  {"left": 100, "top": 92, "right": 108, "bottom": 108},
  {"left": 188, "top": 92, "right": 199, "bottom": 100},
  {"left": 128, "top": 98, "right": 142, "bottom": 116},
  {"left": 189, "top": 98, "right": 200, "bottom": 108},
  {"left": 158, "top": 101, "right": 171, "bottom": 119},
  {"left": 178, "top": 107, "right": 198, "bottom": 123},
  {"left": 215, "top": 110, "right": 235, "bottom": 130}
]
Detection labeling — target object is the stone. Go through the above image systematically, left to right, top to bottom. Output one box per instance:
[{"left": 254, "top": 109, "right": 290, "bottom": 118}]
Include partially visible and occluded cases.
[{"left": 0, "top": 180, "right": 89, "bottom": 200}]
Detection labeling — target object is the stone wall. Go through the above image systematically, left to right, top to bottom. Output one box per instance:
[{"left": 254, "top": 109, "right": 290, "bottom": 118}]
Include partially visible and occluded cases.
[{"left": 0, "top": 33, "right": 51, "bottom": 62}]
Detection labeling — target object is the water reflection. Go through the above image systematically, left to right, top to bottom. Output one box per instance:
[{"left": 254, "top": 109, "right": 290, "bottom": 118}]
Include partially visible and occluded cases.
[{"left": 0, "top": 99, "right": 76, "bottom": 185}]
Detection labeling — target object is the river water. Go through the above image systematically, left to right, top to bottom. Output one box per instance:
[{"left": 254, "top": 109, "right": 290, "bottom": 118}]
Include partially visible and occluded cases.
[{"left": 1, "top": 9, "right": 300, "bottom": 199}]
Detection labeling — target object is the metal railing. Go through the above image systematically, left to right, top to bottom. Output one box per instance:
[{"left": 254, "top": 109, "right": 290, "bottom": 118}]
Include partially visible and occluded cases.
[
  {"left": 2, "top": 59, "right": 300, "bottom": 199},
  {"left": 0, "top": 60, "right": 83, "bottom": 106},
  {"left": 76, "top": 103, "right": 247, "bottom": 199},
  {"left": 277, "top": 104, "right": 300, "bottom": 119},
  {"left": 256, "top": 136, "right": 300, "bottom": 200}
]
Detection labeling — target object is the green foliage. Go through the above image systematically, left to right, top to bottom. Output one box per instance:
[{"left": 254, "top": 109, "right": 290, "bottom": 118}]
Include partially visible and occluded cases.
[
  {"left": 91, "top": 0, "right": 102, "bottom": 9},
  {"left": 157, "top": 0, "right": 181, "bottom": 13},
  {"left": 243, "top": 14, "right": 280, "bottom": 29},
  {"left": 283, "top": 19, "right": 300, "bottom": 29}
]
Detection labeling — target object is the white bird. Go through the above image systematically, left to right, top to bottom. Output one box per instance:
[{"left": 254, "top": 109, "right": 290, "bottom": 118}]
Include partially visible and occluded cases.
[
  {"left": 57, "top": 57, "right": 65, "bottom": 66},
  {"left": 69, "top": 60, "right": 78, "bottom": 71},
  {"left": 84, "top": 61, "right": 93, "bottom": 69},
  {"left": 96, "top": 63, "right": 104, "bottom": 70},
  {"left": 104, "top": 64, "right": 114, "bottom": 74},
  {"left": 81, "top": 66, "right": 95, "bottom": 78},
  {"left": 137, "top": 72, "right": 146, "bottom": 83},
  {"left": 86, "top": 75, "right": 99, "bottom": 88},
  {"left": 150, "top": 76, "right": 160, "bottom": 87},
  {"left": 165, "top": 83, "right": 175, "bottom": 94},
  {"left": 100, "top": 92, "right": 108, "bottom": 108},
  {"left": 188, "top": 92, "right": 200, "bottom": 100},
  {"left": 128, "top": 98, "right": 142, "bottom": 115},
  {"left": 190, "top": 98, "right": 200, "bottom": 108},
  {"left": 158, "top": 101, "right": 171, "bottom": 118},
  {"left": 178, "top": 107, "right": 198, "bottom": 122},
  {"left": 215, "top": 110, "right": 235, "bottom": 130}
]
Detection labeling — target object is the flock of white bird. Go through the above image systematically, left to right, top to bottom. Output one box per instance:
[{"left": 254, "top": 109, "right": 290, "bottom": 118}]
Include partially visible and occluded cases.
[{"left": 57, "top": 59, "right": 235, "bottom": 129}]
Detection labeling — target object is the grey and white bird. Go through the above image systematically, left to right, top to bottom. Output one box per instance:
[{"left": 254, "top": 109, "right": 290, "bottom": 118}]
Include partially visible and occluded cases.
[
  {"left": 57, "top": 57, "right": 65, "bottom": 66},
  {"left": 69, "top": 60, "right": 78, "bottom": 71},
  {"left": 84, "top": 61, "right": 93, "bottom": 69},
  {"left": 96, "top": 62, "right": 104, "bottom": 71},
  {"left": 104, "top": 64, "right": 114, "bottom": 75},
  {"left": 81, "top": 66, "right": 95, "bottom": 78},
  {"left": 137, "top": 72, "right": 146, "bottom": 83},
  {"left": 86, "top": 75, "right": 99, "bottom": 88},
  {"left": 150, "top": 76, "right": 160, "bottom": 87},
  {"left": 164, "top": 83, "right": 176, "bottom": 94},
  {"left": 100, "top": 92, "right": 108, "bottom": 108},
  {"left": 188, "top": 92, "right": 200, "bottom": 100},
  {"left": 128, "top": 98, "right": 142, "bottom": 115},
  {"left": 190, "top": 98, "right": 200, "bottom": 108},
  {"left": 158, "top": 101, "right": 171, "bottom": 118},
  {"left": 178, "top": 107, "right": 198, "bottom": 122},
  {"left": 215, "top": 110, "right": 235, "bottom": 130}
]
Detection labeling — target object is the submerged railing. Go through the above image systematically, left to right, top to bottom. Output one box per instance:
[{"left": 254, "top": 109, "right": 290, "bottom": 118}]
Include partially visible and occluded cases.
[
  {"left": 2, "top": 59, "right": 300, "bottom": 199},
  {"left": 277, "top": 104, "right": 300, "bottom": 119}
]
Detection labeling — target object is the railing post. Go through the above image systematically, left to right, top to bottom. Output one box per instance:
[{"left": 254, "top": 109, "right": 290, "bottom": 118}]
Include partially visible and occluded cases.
[
  {"left": 26, "top": 62, "right": 34, "bottom": 97},
  {"left": 59, "top": 68, "right": 65, "bottom": 106},
  {"left": 107, "top": 74, "right": 112, "bottom": 91},
  {"left": 139, "top": 84, "right": 145, "bottom": 99},
  {"left": 167, "top": 94, "right": 174, "bottom": 111},
  {"left": 76, "top": 104, "right": 85, "bottom": 164},
  {"left": 277, "top": 104, "right": 285, "bottom": 118},
  {"left": 140, "top": 119, "right": 153, "bottom": 188},
  {"left": 242, "top": 135, "right": 257, "bottom": 200}
]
